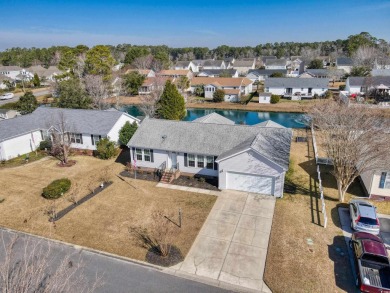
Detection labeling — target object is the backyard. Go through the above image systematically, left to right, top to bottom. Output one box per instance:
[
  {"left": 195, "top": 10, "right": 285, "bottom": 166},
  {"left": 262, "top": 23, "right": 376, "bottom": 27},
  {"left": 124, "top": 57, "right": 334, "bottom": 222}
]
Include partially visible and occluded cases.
[
  {"left": 264, "top": 129, "right": 390, "bottom": 293},
  {"left": 0, "top": 155, "right": 216, "bottom": 261}
]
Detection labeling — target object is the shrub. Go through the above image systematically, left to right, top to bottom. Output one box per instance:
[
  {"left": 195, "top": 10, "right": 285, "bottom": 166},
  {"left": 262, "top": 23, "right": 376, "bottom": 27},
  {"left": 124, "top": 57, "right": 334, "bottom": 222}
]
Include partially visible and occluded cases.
[
  {"left": 339, "top": 85, "right": 346, "bottom": 91},
  {"left": 213, "top": 89, "right": 225, "bottom": 102},
  {"left": 324, "top": 90, "right": 333, "bottom": 99},
  {"left": 313, "top": 93, "right": 319, "bottom": 99},
  {"left": 270, "top": 95, "right": 280, "bottom": 104},
  {"left": 96, "top": 138, "right": 116, "bottom": 160},
  {"left": 39, "top": 140, "right": 52, "bottom": 150},
  {"left": 42, "top": 178, "right": 71, "bottom": 199}
]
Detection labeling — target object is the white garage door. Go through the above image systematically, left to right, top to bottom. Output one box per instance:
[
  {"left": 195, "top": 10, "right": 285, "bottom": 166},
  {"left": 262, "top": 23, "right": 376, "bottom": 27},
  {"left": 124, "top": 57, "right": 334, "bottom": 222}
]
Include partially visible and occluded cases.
[{"left": 226, "top": 172, "right": 273, "bottom": 194}]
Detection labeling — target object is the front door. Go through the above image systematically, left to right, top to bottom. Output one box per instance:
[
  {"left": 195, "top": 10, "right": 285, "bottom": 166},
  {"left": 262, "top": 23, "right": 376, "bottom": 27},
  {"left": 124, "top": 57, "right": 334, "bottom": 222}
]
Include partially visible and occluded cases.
[{"left": 169, "top": 152, "right": 177, "bottom": 169}]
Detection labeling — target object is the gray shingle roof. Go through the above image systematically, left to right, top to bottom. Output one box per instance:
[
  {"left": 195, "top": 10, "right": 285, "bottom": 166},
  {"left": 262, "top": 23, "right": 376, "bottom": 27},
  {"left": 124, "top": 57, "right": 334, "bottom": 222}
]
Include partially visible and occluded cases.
[
  {"left": 336, "top": 57, "right": 353, "bottom": 66},
  {"left": 233, "top": 59, "right": 255, "bottom": 67},
  {"left": 265, "top": 59, "right": 287, "bottom": 66},
  {"left": 202, "top": 60, "right": 225, "bottom": 67},
  {"left": 175, "top": 61, "right": 191, "bottom": 67},
  {"left": 197, "top": 69, "right": 237, "bottom": 77},
  {"left": 247, "top": 69, "right": 287, "bottom": 77},
  {"left": 305, "top": 69, "right": 345, "bottom": 76},
  {"left": 372, "top": 69, "right": 390, "bottom": 76},
  {"left": 348, "top": 76, "right": 390, "bottom": 87},
  {"left": 265, "top": 77, "right": 329, "bottom": 88},
  {"left": 348, "top": 77, "right": 366, "bottom": 86},
  {"left": 0, "top": 107, "right": 138, "bottom": 142},
  {"left": 193, "top": 113, "right": 235, "bottom": 125},
  {"left": 128, "top": 117, "right": 292, "bottom": 170},
  {"left": 255, "top": 120, "right": 285, "bottom": 128}
]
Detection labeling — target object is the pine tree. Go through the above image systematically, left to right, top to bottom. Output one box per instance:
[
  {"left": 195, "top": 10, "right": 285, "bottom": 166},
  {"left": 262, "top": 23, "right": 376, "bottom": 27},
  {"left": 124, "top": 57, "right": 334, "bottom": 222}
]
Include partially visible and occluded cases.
[
  {"left": 32, "top": 73, "right": 41, "bottom": 87},
  {"left": 157, "top": 80, "right": 186, "bottom": 120},
  {"left": 18, "top": 91, "right": 38, "bottom": 114},
  {"left": 119, "top": 121, "right": 138, "bottom": 145}
]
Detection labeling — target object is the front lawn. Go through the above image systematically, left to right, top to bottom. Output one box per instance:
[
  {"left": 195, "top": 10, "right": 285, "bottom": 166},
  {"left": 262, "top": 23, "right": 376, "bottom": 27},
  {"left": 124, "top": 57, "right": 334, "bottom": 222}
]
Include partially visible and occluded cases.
[
  {"left": 0, "top": 151, "right": 48, "bottom": 168},
  {"left": 0, "top": 156, "right": 216, "bottom": 261}
]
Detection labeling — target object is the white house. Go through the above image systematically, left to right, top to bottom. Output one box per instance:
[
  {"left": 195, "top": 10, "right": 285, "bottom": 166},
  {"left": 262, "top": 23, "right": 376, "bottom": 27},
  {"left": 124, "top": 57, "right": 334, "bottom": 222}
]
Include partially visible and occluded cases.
[
  {"left": 336, "top": 57, "right": 353, "bottom": 74},
  {"left": 194, "top": 59, "right": 226, "bottom": 70},
  {"left": 233, "top": 59, "right": 256, "bottom": 74},
  {"left": 265, "top": 59, "right": 287, "bottom": 70},
  {"left": 174, "top": 61, "right": 198, "bottom": 72},
  {"left": 29, "top": 65, "right": 63, "bottom": 83},
  {"left": 0, "top": 66, "right": 33, "bottom": 81},
  {"left": 246, "top": 69, "right": 288, "bottom": 82},
  {"left": 299, "top": 69, "right": 345, "bottom": 81},
  {"left": 160, "top": 70, "right": 193, "bottom": 80},
  {"left": 345, "top": 76, "right": 390, "bottom": 95},
  {"left": 138, "top": 77, "right": 171, "bottom": 95},
  {"left": 191, "top": 77, "right": 253, "bottom": 102},
  {"left": 264, "top": 77, "right": 328, "bottom": 99},
  {"left": 345, "top": 77, "right": 366, "bottom": 94},
  {"left": 258, "top": 92, "right": 272, "bottom": 104},
  {"left": 0, "top": 107, "right": 139, "bottom": 161},
  {"left": 0, "top": 109, "right": 21, "bottom": 120},
  {"left": 128, "top": 114, "right": 292, "bottom": 196},
  {"left": 360, "top": 170, "right": 390, "bottom": 200}
]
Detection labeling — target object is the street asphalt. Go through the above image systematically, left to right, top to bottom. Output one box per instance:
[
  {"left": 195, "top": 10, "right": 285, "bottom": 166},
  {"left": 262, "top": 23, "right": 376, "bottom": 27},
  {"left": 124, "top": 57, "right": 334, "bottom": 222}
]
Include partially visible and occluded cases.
[
  {"left": 0, "top": 89, "right": 50, "bottom": 106},
  {"left": 0, "top": 228, "right": 234, "bottom": 293}
]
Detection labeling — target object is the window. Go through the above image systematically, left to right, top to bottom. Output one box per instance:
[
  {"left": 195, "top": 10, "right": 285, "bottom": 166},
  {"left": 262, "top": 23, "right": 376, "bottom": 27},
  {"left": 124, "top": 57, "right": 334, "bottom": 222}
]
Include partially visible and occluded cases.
[
  {"left": 265, "top": 87, "right": 269, "bottom": 92},
  {"left": 69, "top": 133, "right": 82, "bottom": 144},
  {"left": 91, "top": 134, "right": 101, "bottom": 145},
  {"left": 136, "top": 148, "right": 143, "bottom": 161},
  {"left": 144, "top": 149, "right": 151, "bottom": 162},
  {"left": 188, "top": 154, "right": 195, "bottom": 167},
  {"left": 197, "top": 155, "right": 204, "bottom": 168},
  {"left": 206, "top": 156, "right": 214, "bottom": 169},
  {"left": 379, "top": 172, "right": 390, "bottom": 189}
]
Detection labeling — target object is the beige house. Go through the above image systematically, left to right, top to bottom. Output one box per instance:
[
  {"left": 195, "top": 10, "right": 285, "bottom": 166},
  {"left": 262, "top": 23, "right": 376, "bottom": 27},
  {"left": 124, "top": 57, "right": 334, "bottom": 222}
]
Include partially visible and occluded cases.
[{"left": 360, "top": 170, "right": 390, "bottom": 200}]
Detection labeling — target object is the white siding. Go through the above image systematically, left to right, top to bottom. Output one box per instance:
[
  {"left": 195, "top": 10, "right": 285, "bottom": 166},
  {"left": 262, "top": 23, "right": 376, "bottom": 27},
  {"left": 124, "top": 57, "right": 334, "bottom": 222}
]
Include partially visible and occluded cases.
[
  {"left": 258, "top": 95, "right": 271, "bottom": 104},
  {"left": 107, "top": 114, "right": 139, "bottom": 145},
  {"left": 0, "top": 130, "right": 43, "bottom": 160},
  {"left": 218, "top": 150, "right": 285, "bottom": 197},
  {"left": 366, "top": 171, "right": 390, "bottom": 197}
]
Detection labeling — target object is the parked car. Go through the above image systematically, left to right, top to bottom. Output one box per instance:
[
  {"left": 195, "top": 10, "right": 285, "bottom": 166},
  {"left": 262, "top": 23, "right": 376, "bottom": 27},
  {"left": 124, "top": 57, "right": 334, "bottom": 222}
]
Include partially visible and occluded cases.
[
  {"left": 0, "top": 93, "right": 14, "bottom": 100},
  {"left": 349, "top": 200, "right": 380, "bottom": 235},
  {"left": 350, "top": 232, "right": 390, "bottom": 292}
]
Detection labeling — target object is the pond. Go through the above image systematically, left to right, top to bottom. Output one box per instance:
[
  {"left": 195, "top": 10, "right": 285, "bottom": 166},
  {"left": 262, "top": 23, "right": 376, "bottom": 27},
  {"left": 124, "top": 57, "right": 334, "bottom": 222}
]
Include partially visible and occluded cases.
[{"left": 122, "top": 105, "right": 309, "bottom": 128}]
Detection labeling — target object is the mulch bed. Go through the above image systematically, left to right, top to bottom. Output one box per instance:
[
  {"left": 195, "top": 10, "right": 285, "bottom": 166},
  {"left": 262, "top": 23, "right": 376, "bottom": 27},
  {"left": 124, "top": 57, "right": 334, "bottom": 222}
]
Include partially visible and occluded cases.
[
  {"left": 57, "top": 160, "right": 77, "bottom": 167},
  {"left": 119, "top": 170, "right": 160, "bottom": 182},
  {"left": 171, "top": 175, "right": 219, "bottom": 190},
  {"left": 50, "top": 181, "right": 113, "bottom": 222},
  {"left": 145, "top": 245, "right": 183, "bottom": 267}
]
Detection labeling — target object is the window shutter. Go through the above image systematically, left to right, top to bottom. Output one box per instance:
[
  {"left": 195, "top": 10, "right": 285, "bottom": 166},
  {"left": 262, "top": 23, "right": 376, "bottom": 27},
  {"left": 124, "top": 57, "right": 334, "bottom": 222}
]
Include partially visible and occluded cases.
[
  {"left": 80, "top": 134, "right": 83, "bottom": 144},
  {"left": 91, "top": 135, "right": 94, "bottom": 145},
  {"left": 132, "top": 147, "right": 135, "bottom": 160},
  {"left": 150, "top": 149, "right": 154, "bottom": 162},
  {"left": 184, "top": 153, "right": 188, "bottom": 167},
  {"left": 214, "top": 156, "right": 218, "bottom": 170},
  {"left": 379, "top": 172, "right": 387, "bottom": 189}
]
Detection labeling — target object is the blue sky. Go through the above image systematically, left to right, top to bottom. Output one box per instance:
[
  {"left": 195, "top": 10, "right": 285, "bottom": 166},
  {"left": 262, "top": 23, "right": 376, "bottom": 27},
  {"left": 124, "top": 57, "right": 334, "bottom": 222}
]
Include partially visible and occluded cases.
[{"left": 0, "top": 0, "right": 389, "bottom": 50}]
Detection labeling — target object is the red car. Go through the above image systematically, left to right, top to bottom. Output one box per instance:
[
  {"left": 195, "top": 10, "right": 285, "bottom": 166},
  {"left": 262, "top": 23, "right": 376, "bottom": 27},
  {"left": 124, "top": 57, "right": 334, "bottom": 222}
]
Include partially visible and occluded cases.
[{"left": 350, "top": 232, "right": 390, "bottom": 292}]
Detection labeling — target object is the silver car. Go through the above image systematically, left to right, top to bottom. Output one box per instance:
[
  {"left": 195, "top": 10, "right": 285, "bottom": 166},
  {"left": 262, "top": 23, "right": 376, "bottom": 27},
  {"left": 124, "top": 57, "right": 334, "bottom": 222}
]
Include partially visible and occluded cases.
[{"left": 349, "top": 200, "right": 380, "bottom": 235}]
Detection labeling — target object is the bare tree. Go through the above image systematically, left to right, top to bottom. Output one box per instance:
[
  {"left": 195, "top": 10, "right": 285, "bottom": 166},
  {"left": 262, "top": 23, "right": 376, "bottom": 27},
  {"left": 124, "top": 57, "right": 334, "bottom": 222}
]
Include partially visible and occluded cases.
[
  {"left": 352, "top": 45, "right": 378, "bottom": 68},
  {"left": 300, "top": 47, "right": 321, "bottom": 63},
  {"left": 74, "top": 53, "right": 86, "bottom": 79},
  {"left": 133, "top": 55, "right": 153, "bottom": 70},
  {"left": 139, "top": 74, "right": 166, "bottom": 117},
  {"left": 84, "top": 75, "right": 110, "bottom": 109},
  {"left": 310, "top": 101, "right": 390, "bottom": 202},
  {"left": 48, "top": 111, "right": 74, "bottom": 165},
  {"left": 129, "top": 209, "right": 179, "bottom": 257},
  {"left": 0, "top": 232, "right": 102, "bottom": 293}
]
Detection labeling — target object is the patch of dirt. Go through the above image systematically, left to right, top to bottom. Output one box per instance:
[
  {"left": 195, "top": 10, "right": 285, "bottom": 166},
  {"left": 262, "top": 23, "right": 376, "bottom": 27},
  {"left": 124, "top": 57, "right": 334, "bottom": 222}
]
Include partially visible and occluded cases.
[
  {"left": 57, "top": 160, "right": 77, "bottom": 167},
  {"left": 172, "top": 175, "right": 219, "bottom": 190},
  {"left": 145, "top": 245, "right": 183, "bottom": 267}
]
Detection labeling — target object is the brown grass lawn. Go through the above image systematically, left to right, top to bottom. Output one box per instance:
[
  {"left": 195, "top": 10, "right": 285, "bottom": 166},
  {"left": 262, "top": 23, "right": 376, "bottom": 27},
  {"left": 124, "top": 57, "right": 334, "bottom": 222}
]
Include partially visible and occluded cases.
[
  {"left": 264, "top": 129, "right": 389, "bottom": 293},
  {"left": 0, "top": 156, "right": 216, "bottom": 261}
]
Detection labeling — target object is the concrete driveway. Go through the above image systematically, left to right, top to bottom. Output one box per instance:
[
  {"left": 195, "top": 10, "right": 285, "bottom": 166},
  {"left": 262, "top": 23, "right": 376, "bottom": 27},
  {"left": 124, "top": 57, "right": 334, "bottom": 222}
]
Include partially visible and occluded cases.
[{"left": 172, "top": 190, "right": 275, "bottom": 292}]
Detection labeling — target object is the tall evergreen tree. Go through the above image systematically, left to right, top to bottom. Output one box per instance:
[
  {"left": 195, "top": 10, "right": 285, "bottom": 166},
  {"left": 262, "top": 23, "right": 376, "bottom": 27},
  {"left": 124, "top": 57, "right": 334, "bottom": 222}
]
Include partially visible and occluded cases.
[
  {"left": 32, "top": 73, "right": 41, "bottom": 87},
  {"left": 55, "top": 78, "right": 92, "bottom": 109},
  {"left": 157, "top": 80, "right": 186, "bottom": 120},
  {"left": 18, "top": 91, "right": 38, "bottom": 114},
  {"left": 119, "top": 121, "right": 138, "bottom": 145}
]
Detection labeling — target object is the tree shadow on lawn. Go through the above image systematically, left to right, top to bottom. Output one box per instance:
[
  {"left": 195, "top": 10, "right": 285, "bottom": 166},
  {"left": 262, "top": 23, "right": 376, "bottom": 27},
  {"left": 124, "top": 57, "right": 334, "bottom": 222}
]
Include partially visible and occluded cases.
[
  {"left": 115, "top": 146, "right": 130, "bottom": 166},
  {"left": 328, "top": 235, "right": 359, "bottom": 293}
]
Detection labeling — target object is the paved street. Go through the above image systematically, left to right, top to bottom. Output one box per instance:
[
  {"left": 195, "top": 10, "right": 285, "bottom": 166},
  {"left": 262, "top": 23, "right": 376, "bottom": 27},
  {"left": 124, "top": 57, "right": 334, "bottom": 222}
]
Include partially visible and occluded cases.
[
  {"left": 0, "top": 88, "right": 50, "bottom": 106},
  {"left": 171, "top": 190, "right": 275, "bottom": 293},
  {"left": 0, "top": 228, "right": 233, "bottom": 293}
]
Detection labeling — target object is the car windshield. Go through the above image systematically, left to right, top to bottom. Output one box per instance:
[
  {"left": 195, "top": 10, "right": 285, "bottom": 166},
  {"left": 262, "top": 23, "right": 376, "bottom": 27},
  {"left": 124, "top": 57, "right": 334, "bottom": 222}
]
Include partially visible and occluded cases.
[{"left": 359, "top": 217, "right": 378, "bottom": 226}]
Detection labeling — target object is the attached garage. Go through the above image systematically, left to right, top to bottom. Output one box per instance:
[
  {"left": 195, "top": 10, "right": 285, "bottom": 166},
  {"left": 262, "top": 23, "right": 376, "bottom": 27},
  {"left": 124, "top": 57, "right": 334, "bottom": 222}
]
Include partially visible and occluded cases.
[{"left": 226, "top": 172, "right": 274, "bottom": 194}]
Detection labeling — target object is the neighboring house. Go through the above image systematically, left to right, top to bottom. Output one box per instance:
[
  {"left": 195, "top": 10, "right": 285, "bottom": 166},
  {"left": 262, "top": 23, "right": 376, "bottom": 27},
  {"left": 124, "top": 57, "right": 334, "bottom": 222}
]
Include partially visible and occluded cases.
[
  {"left": 260, "top": 56, "right": 277, "bottom": 66},
  {"left": 336, "top": 57, "right": 353, "bottom": 74},
  {"left": 287, "top": 58, "right": 303, "bottom": 76},
  {"left": 374, "top": 58, "right": 390, "bottom": 70},
  {"left": 194, "top": 59, "right": 226, "bottom": 70},
  {"left": 233, "top": 59, "right": 256, "bottom": 74},
  {"left": 265, "top": 59, "right": 287, "bottom": 70},
  {"left": 174, "top": 61, "right": 198, "bottom": 72},
  {"left": 29, "top": 65, "right": 63, "bottom": 83},
  {"left": 0, "top": 66, "right": 33, "bottom": 81},
  {"left": 125, "top": 69, "right": 155, "bottom": 77},
  {"left": 197, "top": 69, "right": 239, "bottom": 78},
  {"left": 246, "top": 69, "right": 288, "bottom": 82},
  {"left": 299, "top": 69, "right": 345, "bottom": 81},
  {"left": 371, "top": 69, "right": 390, "bottom": 76},
  {"left": 160, "top": 70, "right": 193, "bottom": 80},
  {"left": 0, "top": 74, "right": 13, "bottom": 89},
  {"left": 345, "top": 76, "right": 390, "bottom": 95},
  {"left": 138, "top": 77, "right": 170, "bottom": 95},
  {"left": 190, "top": 77, "right": 253, "bottom": 102},
  {"left": 264, "top": 77, "right": 329, "bottom": 99},
  {"left": 258, "top": 92, "right": 272, "bottom": 104},
  {"left": 0, "top": 107, "right": 139, "bottom": 161},
  {"left": 0, "top": 109, "right": 21, "bottom": 120},
  {"left": 193, "top": 112, "right": 235, "bottom": 125},
  {"left": 128, "top": 114, "right": 292, "bottom": 196},
  {"left": 360, "top": 170, "right": 390, "bottom": 200}
]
